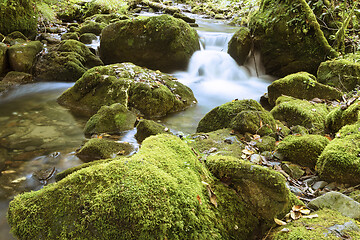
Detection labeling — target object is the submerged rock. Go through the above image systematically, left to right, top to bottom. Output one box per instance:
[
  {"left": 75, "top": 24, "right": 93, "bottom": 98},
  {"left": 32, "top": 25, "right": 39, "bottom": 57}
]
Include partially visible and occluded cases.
[
  {"left": 249, "top": 0, "right": 337, "bottom": 77},
  {"left": 99, "top": 14, "right": 200, "bottom": 72},
  {"left": 227, "top": 27, "right": 251, "bottom": 65},
  {"left": 34, "top": 40, "right": 103, "bottom": 82},
  {"left": 8, "top": 41, "right": 43, "bottom": 73},
  {"left": 57, "top": 62, "right": 196, "bottom": 117},
  {"left": 267, "top": 72, "right": 342, "bottom": 106},
  {"left": 84, "top": 103, "right": 136, "bottom": 136},
  {"left": 135, "top": 119, "right": 170, "bottom": 142},
  {"left": 317, "top": 122, "right": 360, "bottom": 185},
  {"left": 7, "top": 134, "right": 297, "bottom": 239},
  {"left": 275, "top": 134, "right": 330, "bottom": 168}
]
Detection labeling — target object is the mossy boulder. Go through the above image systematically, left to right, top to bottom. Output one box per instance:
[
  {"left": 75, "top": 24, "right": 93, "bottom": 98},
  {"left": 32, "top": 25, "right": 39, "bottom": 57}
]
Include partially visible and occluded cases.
[
  {"left": 0, "top": 0, "right": 37, "bottom": 36},
  {"left": 249, "top": 0, "right": 337, "bottom": 77},
  {"left": 57, "top": 4, "right": 83, "bottom": 22},
  {"left": 85, "top": 13, "right": 128, "bottom": 24},
  {"left": 99, "top": 15, "right": 200, "bottom": 72},
  {"left": 79, "top": 21, "right": 107, "bottom": 36},
  {"left": 227, "top": 27, "right": 251, "bottom": 65},
  {"left": 61, "top": 32, "right": 79, "bottom": 41},
  {"left": 79, "top": 33, "right": 98, "bottom": 44},
  {"left": 34, "top": 40, "right": 103, "bottom": 82},
  {"left": 8, "top": 41, "right": 43, "bottom": 73},
  {"left": 0, "top": 42, "right": 8, "bottom": 76},
  {"left": 317, "top": 59, "right": 360, "bottom": 92},
  {"left": 57, "top": 62, "right": 196, "bottom": 117},
  {"left": 1, "top": 71, "right": 33, "bottom": 85},
  {"left": 267, "top": 72, "right": 342, "bottom": 105},
  {"left": 270, "top": 96, "right": 330, "bottom": 134},
  {"left": 196, "top": 99, "right": 265, "bottom": 133},
  {"left": 325, "top": 99, "right": 360, "bottom": 133},
  {"left": 84, "top": 103, "right": 137, "bottom": 136},
  {"left": 229, "top": 110, "right": 277, "bottom": 136},
  {"left": 135, "top": 119, "right": 170, "bottom": 142},
  {"left": 317, "top": 122, "right": 360, "bottom": 185},
  {"left": 7, "top": 134, "right": 298, "bottom": 239},
  {"left": 275, "top": 134, "right": 330, "bottom": 168},
  {"left": 255, "top": 135, "right": 277, "bottom": 153},
  {"left": 76, "top": 138, "right": 134, "bottom": 162},
  {"left": 206, "top": 155, "right": 301, "bottom": 235},
  {"left": 270, "top": 209, "right": 360, "bottom": 239}
]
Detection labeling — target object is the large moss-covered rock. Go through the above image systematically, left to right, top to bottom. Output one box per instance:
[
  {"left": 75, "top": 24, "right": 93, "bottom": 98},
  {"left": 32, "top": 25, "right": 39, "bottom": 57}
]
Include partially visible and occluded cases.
[
  {"left": 0, "top": 0, "right": 37, "bottom": 36},
  {"left": 249, "top": 0, "right": 337, "bottom": 77},
  {"left": 99, "top": 15, "right": 200, "bottom": 72},
  {"left": 79, "top": 21, "right": 107, "bottom": 36},
  {"left": 227, "top": 27, "right": 251, "bottom": 65},
  {"left": 34, "top": 40, "right": 103, "bottom": 82},
  {"left": 8, "top": 41, "right": 43, "bottom": 73},
  {"left": 0, "top": 42, "right": 8, "bottom": 76},
  {"left": 317, "top": 59, "right": 360, "bottom": 92},
  {"left": 57, "top": 62, "right": 196, "bottom": 117},
  {"left": 267, "top": 72, "right": 342, "bottom": 105},
  {"left": 270, "top": 96, "right": 330, "bottom": 134},
  {"left": 196, "top": 99, "right": 265, "bottom": 133},
  {"left": 325, "top": 99, "right": 360, "bottom": 133},
  {"left": 84, "top": 103, "right": 137, "bottom": 136},
  {"left": 135, "top": 119, "right": 170, "bottom": 142},
  {"left": 317, "top": 122, "right": 360, "bottom": 185},
  {"left": 276, "top": 134, "right": 330, "bottom": 168},
  {"left": 76, "top": 138, "right": 134, "bottom": 162}
]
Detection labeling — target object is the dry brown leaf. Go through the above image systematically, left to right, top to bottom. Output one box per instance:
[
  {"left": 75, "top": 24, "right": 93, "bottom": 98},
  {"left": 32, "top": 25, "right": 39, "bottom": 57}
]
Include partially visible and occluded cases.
[
  {"left": 252, "top": 134, "right": 261, "bottom": 140},
  {"left": 242, "top": 149, "right": 254, "bottom": 155},
  {"left": 206, "top": 185, "right": 217, "bottom": 208},
  {"left": 196, "top": 195, "right": 202, "bottom": 205},
  {"left": 299, "top": 208, "right": 311, "bottom": 215},
  {"left": 274, "top": 218, "right": 287, "bottom": 226},
  {"left": 280, "top": 228, "right": 290, "bottom": 233}
]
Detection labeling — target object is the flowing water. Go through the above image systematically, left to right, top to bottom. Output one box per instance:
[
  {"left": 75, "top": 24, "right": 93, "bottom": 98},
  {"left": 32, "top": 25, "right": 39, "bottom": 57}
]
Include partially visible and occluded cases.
[{"left": 0, "top": 17, "right": 274, "bottom": 239}]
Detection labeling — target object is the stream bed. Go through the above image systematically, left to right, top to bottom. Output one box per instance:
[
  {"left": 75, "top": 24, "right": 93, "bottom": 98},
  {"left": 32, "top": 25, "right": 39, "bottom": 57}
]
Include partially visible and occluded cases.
[{"left": 0, "top": 17, "right": 273, "bottom": 239}]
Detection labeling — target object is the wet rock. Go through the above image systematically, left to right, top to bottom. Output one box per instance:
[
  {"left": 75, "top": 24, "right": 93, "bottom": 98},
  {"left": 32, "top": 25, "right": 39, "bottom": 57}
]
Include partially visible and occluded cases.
[
  {"left": 249, "top": 0, "right": 337, "bottom": 77},
  {"left": 172, "top": 12, "right": 196, "bottom": 23},
  {"left": 85, "top": 13, "right": 128, "bottom": 24},
  {"left": 99, "top": 15, "right": 200, "bottom": 72},
  {"left": 79, "top": 21, "right": 107, "bottom": 36},
  {"left": 227, "top": 27, "right": 251, "bottom": 65},
  {"left": 4, "top": 31, "right": 27, "bottom": 45},
  {"left": 61, "top": 32, "right": 79, "bottom": 41},
  {"left": 37, "top": 33, "right": 61, "bottom": 45},
  {"left": 79, "top": 33, "right": 97, "bottom": 44},
  {"left": 34, "top": 40, "right": 103, "bottom": 82},
  {"left": 8, "top": 41, "right": 43, "bottom": 73},
  {"left": 0, "top": 42, "right": 8, "bottom": 76},
  {"left": 317, "top": 58, "right": 360, "bottom": 92},
  {"left": 57, "top": 62, "right": 196, "bottom": 117},
  {"left": 2, "top": 71, "right": 33, "bottom": 85},
  {"left": 267, "top": 72, "right": 342, "bottom": 106},
  {"left": 270, "top": 96, "right": 330, "bottom": 134},
  {"left": 197, "top": 99, "right": 265, "bottom": 133},
  {"left": 325, "top": 99, "right": 360, "bottom": 133},
  {"left": 84, "top": 103, "right": 137, "bottom": 136},
  {"left": 135, "top": 119, "right": 170, "bottom": 142},
  {"left": 317, "top": 122, "right": 360, "bottom": 185},
  {"left": 275, "top": 134, "right": 330, "bottom": 168},
  {"left": 76, "top": 138, "right": 134, "bottom": 162},
  {"left": 281, "top": 162, "right": 305, "bottom": 180},
  {"left": 312, "top": 181, "right": 328, "bottom": 191},
  {"left": 309, "top": 191, "right": 360, "bottom": 219}
]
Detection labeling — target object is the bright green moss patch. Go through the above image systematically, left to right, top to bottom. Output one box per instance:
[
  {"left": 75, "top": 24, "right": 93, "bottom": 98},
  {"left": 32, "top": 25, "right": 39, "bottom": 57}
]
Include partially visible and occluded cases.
[
  {"left": 227, "top": 27, "right": 251, "bottom": 65},
  {"left": 325, "top": 100, "right": 360, "bottom": 133},
  {"left": 135, "top": 119, "right": 170, "bottom": 142},
  {"left": 317, "top": 121, "right": 360, "bottom": 185},
  {"left": 276, "top": 134, "right": 330, "bottom": 168},
  {"left": 271, "top": 209, "right": 360, "bottom": 240}
]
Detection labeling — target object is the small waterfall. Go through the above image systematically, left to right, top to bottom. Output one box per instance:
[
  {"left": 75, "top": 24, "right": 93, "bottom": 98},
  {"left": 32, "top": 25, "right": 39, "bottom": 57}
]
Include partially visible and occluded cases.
[{"left": 198, "top": 31, "right": 233, "bottom": 52}]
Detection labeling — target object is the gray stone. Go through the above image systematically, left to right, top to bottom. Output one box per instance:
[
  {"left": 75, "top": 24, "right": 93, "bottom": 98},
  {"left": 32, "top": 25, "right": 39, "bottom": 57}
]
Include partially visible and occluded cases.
[
  {"left": 312, "top": 181, "right": 328, "bottom": 191},
  {"left": 309, "top": 191, "right": 360, "bottom": 219},
  {"left": 325, "top": 221, "right": 360, "bottom": 237}
]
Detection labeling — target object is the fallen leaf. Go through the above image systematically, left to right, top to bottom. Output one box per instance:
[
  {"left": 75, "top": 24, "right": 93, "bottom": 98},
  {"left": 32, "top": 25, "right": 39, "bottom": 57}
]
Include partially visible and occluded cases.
[
  {"left": 252, "top": 134, "right": 261, "bottom": 140},
  {"left": 242, "top": 149, "right": 254, "bottom": 155},
  {"left": 206, "top": 185, "right": 217, "bottom": 208},
  {"left": 196, "top": 195, "right": 202, "bottom": 205},
  {"left": 299, "top": 208, "right": 311, "bottom": 215},
  {"left": 302, "top": 214, "right": 318, "bottom": 219},
  {"left": 274, "top": 218, "right": 287, "bottom": 226},
  {"left": 280, "top": 228, "right": 290, "bottom": 233}
]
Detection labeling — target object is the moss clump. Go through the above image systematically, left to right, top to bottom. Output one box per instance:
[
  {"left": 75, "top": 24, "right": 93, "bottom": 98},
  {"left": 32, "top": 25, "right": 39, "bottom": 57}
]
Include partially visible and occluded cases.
[
  {"left": 0, "top": 0, "right": 37, "bottom": 37},
  {"left": 249, "top": 0, "right": 337, "bottom": 77},
  {"left": 99, "top": 14, "right": 200, "bottom": 72},
  {"left": 79, "top": 21, "right": 107, "bottom": 36},
  {"left": 227, "top": 27, "right": 251, "bottom": 65},
  {"left": 61, "top": 32, "right": 79, "bottom": 41},
  {"left": 79, "top": 33, "right": 97, "bottom": 44},
  {"left": 8, "top": 41, "right": 43, "bottom": 73},
  {"left": 0, "top": 42, "right": 8, "bottom": 76},
  {"left": 317, "top": 59, "right": 360, "bottom": 92},
  {"left": 57, "top": 62, "right": 196, "bottom": 117},
  {"left": 267, "top": 72, "right": 342, "bottom": 105},
  {"left": 270, "top": 96, "right": 331, "bottom": 134},
  {"left": 197, "top": 99, "right": 264, "bottom": 133},
  {"left": 325, "top": 99, "right": 360, "bottom": 133},
  {"left": 84, "top": 103, "right": 137, "bottom": 136},
  {"left": 230, "top": 110, "right": 277, "bottom": 136},
  {"left": 135, "top": 119, "right": 170, "bottom": 142},
  {"left": 317, "top": 122, "right": 360, "bottom": 184},
  {"left": 276, "top": 134, "right": 330, "bottom": 168},
  {"left": 255, "top": 135, "right": 276, "bottom": 152},
  {"left": 76, "top": 138, "right": 134, "bottom": 162},
  {"left": 271, "top": 209, "right": 360, "bottom": 240}
]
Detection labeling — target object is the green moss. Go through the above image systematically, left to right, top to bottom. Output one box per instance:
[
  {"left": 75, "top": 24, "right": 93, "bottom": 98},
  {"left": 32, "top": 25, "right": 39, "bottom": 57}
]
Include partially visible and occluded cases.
[
  {"left": 0, "top": 0, "right": 37, "bottom": 36},
  {"left": 249, "top": 0, "right": 337, "bottom": 77},
  {"left": 99, "top": 14, "right": 200, "bottom": 72},
  {"left": 79, "top": 21, "right": 107, "bottom": 36},
  {"left": 227, "top": 27, "right": 251, "bottom": 65},
  {"left": 61, "top": 32, "right": 79, "bottom": 41},
  {"left": 79, "top": 33, "right": 97, "bottom": 44},
  {"left": 8, "top": 41, "right": 43, "bottom": 73},
  {"left": 0, "top": 42, "right": 8, "bottom": 76},
  {"left": 317, "top": 59, "right": 360, "bottom": 92},
  {"left": 267, "top": 72, "right": 342, "bottom": 105},
  {"left": 270, "top": 96, "right": 331, "bottom": 134},
  {"left": 197, "top": 99, "right": 264, "bottom": 133},
  {"left": 325, "top": 100, "right": 360, "bottom": 133},
  {"left": 84, "top": 103, "right": 136, "bottom": 136},
  {"left": 135, "top": 119, "right": 170, "bottom": 142},
  {"left": 317, "top": 121, "right": 360, "bottom": 184},
  {"left": 276, "top": 134, "right": 330, "bottom": 168},
  {"left": 255, "top": 135, "right": 276, "bottom": 152},
  {"left": 271, "top": 209, "right": 360, "bottom": 240}
]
